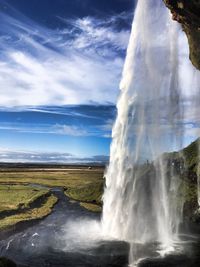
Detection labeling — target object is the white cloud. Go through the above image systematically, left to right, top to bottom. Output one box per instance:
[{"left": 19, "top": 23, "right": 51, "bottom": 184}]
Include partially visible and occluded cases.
[
  {"left": 0, "top": 11, "right": 131, "bottom": 106},
  {"left": 59, "top": 14, "right": 130, "bottom": 52},
  {"left": 97, "top": 119, "right": 114, "bottom": 131},
  {"left": 53, "top": 124, "right": 89, "bottom": 137}
]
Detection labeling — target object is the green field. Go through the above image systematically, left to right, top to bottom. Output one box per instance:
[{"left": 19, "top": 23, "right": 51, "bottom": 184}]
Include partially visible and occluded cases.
[
  {"left": 0, "top": 167, "right": 105, "bottom": 231},
  {"left": 0, "top": 168, "right": 104, "bottom": 188},
  {"left": 0, "top": 185, "right": 49, "bottom": 212},
  {"left": 0, "top": 194, "right": 57, "bottom": 231}
]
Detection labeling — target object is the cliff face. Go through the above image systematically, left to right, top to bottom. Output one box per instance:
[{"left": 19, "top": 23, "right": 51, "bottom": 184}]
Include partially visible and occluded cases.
[
  {"left": 164, "top": 0, "right": 200, "bottom": 70},
  {"left": 140, "top": 138, "right": 200, "bottom": 225},
  {"left": 164, "top": 138, "right": 200, "bottom": 223}
]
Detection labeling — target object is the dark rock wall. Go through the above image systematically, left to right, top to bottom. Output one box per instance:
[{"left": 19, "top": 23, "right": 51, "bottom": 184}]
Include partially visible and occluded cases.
[
  {"left": 164, "top": 0, "right": 200, "bottom": 70},
  {"left": 0, "top": 258, "right": 16, "bottom": 267}
]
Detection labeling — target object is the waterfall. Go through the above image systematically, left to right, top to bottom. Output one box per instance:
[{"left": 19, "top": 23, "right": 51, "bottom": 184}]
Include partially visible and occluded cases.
[{"left": 102, "top": 0, "right": 200, "bottom": 265}]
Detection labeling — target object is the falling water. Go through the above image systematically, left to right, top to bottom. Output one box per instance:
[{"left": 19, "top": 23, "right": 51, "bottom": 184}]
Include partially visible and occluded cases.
[{"left": 102, "top": 0, "right": 200, "bottom": 265}]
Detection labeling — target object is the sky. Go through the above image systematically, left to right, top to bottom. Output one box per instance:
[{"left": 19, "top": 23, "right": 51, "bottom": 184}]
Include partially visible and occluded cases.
[{"left": 0, "top": 0, "right": 135, "bottom": 163}]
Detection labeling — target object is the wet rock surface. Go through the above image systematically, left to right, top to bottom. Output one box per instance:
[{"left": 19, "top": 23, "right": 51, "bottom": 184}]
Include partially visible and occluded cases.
[
  {"left": 164, "top": 0, "right": 200, "bottom": 70},
  {"left": 0, "top": 257, "right": 16, "bottom": 267}
]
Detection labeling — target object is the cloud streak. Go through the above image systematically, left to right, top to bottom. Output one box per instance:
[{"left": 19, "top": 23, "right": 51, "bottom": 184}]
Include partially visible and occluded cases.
[
  {"left": 0, "top": 105, "right": 116, "bottom": 138},
  {"left": 0, "top": 121, "right": 113, "bottom": 138}
]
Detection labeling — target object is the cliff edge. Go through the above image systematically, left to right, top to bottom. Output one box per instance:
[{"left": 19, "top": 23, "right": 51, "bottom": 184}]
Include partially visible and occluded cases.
[{"left": 164, "top": 0, "right": 200, "bottom": 70}]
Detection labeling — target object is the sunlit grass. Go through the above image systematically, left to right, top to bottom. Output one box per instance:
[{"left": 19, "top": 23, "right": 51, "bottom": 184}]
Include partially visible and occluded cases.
[
  {"left": 0, "top": 168, "right": 104, "bottom": 228},
  {"left": 0, "top": 169, "right": 104, "bottom": 188},
  {"left": 65, "top": 181, "right": 103, "bottom": 205},
  {"left": 0, "top": 185, "right": 49, "bottom": 212},
  {"left": 0, "top": 195, "right": 58, "bottom": 231},
  {"left": 80, "top": 202, "right": 102, "bottom": 213}
]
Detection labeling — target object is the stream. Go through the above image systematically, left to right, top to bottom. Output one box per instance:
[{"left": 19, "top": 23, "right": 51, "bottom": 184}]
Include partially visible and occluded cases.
[
  {"left": 0, "top": 187, "right": 200, "bottom": 267},
  {"left": 0, "top": 188, "right": 129, "bottom": 267}
]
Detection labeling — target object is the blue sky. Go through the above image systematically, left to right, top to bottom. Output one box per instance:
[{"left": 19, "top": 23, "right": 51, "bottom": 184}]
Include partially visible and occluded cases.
[
  {"left": 0, "top": 0, "right": 135, "bottom": 163},
  {"left": 0, "top": 106, "right": 116, "bottom": 161}
]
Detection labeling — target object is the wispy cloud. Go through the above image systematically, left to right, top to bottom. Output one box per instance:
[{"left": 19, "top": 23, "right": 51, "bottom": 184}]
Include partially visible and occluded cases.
[
  {"left": 0, "top": 7, "right": 131, "bottom": 106},
  {"left": 58, "top": 12, "right": 131, "bottom": 52},
  {"left": 0, "top": 105, "right": 116, "bottom": 137},
  {"left": 0, "top": 121, "right": 113, "bottom": 138},
  {"left": 53, "top": 124, "right": 90, "bottom": 137}
]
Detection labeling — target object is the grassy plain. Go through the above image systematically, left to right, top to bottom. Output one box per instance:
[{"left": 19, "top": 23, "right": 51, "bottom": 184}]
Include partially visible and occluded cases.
[
  {"left": 0, "top": 166, "right": 105, "bottom": 231},
  {"left": 0, "top": 168, "right": 104, "bottom": 188},
  {"left": 0, "top": 185, "right": 49, "bottom": 212},
  {"left": 0, "top": 195, "right": 57, "bottom": 231}
]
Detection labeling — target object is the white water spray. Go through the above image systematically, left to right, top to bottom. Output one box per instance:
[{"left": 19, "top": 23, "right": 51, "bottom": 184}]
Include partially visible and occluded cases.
[{"left": 102, "top": 0, "right": 200, "bottom": 265}]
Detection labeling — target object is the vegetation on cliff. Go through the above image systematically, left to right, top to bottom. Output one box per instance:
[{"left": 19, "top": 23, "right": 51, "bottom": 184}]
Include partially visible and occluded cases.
[{"left": 161, "top": 138, "right": 200, "bottom": 221}]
